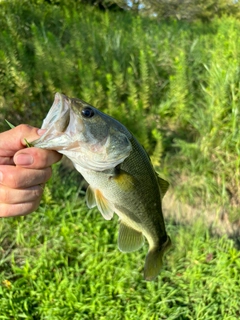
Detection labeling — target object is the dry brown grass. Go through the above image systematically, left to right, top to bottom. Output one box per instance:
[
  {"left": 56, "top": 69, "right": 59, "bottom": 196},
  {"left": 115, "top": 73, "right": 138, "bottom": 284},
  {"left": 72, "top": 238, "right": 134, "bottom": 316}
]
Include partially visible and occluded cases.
[{"left": 163, "top": 190, "right": 240, "bottom": 248}]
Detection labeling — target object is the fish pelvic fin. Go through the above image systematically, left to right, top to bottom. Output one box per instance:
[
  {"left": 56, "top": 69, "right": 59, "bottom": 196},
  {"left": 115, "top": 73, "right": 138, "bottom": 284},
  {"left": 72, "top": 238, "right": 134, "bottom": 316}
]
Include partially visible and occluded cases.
[
  {"left": 86, "top": 186, "right": 114, "bottom": 220},
  {"left": 86, "top": 186, "right": 97, "bottom": 208},
  {"left": 95, "top": 189, "right": 115, "bottom": 220},
  {"left": 118, "top": 221, "right": 144, "bottom": 252},
  {"left": 144, "top": 235, "right": 171, "bottom": 281}
]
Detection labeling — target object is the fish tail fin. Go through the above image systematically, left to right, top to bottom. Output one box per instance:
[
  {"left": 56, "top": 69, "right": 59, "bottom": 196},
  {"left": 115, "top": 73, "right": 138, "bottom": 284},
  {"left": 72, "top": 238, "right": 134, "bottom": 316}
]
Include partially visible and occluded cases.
[{"left": 144, "top": 235, "right": 171, "bottom": 281}]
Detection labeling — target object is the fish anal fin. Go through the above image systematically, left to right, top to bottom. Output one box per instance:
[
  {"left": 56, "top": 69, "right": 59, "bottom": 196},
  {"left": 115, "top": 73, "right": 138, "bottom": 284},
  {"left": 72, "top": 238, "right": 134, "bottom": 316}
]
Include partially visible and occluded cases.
[
  {"left": 156, "top": 175, "right": 169, "bottom": 198},
  {"left": 86, "top": 185, "right": 97, "bottom": 208},
  {"left": 95, "top": 189, "right": 114, "bottom": 221},
  {"left": 118, "top": 221, "right": 144, "bottom": 252},
  {"left": 144, "top": 235, "right": 171, "bottom": 281}
]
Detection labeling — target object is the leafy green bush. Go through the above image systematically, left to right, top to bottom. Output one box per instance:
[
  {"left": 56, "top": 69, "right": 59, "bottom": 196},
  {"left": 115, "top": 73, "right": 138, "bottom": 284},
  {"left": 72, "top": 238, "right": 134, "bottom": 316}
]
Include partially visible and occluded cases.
[{"left": 1, "top": 0, "right": 239, "bottom": 219}]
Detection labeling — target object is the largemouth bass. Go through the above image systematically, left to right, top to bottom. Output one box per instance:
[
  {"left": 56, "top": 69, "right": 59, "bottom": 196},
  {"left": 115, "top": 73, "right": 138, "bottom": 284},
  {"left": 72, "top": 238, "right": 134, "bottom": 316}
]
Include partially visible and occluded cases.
[{"left": 32, "top": 93, "right": 171, "bottom": 281}]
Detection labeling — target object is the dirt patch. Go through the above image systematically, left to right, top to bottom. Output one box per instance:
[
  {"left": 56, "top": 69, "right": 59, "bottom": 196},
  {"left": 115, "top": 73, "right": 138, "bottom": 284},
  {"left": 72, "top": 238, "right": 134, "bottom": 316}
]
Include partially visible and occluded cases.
[{"left": 163, "top": 190, "right": 240, "bottom": 248}]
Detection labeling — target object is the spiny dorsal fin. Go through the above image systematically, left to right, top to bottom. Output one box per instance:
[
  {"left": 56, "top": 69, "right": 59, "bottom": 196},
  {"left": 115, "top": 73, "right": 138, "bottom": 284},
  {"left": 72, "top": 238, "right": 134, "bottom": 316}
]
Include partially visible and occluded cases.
[
  {"left": 156, "top": 175, "right": 169, "bottom": 199},
  {"left": 118, "top": 220, "right": 144, "bottom": 252}
]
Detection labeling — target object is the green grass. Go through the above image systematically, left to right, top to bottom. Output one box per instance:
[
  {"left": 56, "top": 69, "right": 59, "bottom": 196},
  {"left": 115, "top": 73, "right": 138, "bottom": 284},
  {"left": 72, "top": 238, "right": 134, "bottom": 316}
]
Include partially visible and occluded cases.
[
  {"left": 0, "top": 1, "right": 240, "bottom": 318},
  {"left": 0, "top": 165, "right": 239, "bottom": 319}
]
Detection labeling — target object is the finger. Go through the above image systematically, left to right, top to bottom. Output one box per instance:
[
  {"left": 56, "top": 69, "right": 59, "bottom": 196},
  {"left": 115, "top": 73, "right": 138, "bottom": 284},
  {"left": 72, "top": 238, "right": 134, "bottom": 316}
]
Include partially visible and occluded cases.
[
  {"left": 0, "top": 125, "right": 46, "bottom": 157},
  {"left": 14, "top": 148, "right": 62, "bottom": 169},
  {"left": 0, "top": 156, "right": 14, "bottom": 166},
  {"left": 0, "top": 165, "right": 52, "bottom": 189},
  {"left": 0, "top": 185, "right": 44, "bottom": 205},
  {"left": 0, "top": 200, "right": 41, "bottom": 217}
]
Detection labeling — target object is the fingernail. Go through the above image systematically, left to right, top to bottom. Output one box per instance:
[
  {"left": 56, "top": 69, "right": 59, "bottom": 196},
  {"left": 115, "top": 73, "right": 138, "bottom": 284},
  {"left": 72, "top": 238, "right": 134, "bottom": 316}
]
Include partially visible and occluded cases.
[
  {"left": 37, "top": 129, "right": 46, "bottom": 136},
  {"left": 15, "top": 153, "right": 33, "bottom": 166},
  {"left": 0, "top": 171, "right": 3, "bottom": 183}
]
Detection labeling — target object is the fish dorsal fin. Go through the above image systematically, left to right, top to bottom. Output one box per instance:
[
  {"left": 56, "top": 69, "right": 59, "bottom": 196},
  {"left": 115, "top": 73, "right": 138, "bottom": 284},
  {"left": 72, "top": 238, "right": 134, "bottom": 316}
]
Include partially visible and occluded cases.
[
  {"left": 157, "top": 175, "right": 169, "bottom": 199},
  {"left": 86, "top": 185, "right": 97, "bottom": 208},
  {"left": 95, "top": 189, "right": 115, "bottom": 220},
  {"left": 118, "top": 221, "right": 144, "bottom": 252}
]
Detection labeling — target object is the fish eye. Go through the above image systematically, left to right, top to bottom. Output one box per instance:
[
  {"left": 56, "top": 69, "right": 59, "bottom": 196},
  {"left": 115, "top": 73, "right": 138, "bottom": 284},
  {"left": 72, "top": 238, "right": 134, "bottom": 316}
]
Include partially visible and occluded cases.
[{"left": 81, "top": 107, "right": 95, "bottom": 118}]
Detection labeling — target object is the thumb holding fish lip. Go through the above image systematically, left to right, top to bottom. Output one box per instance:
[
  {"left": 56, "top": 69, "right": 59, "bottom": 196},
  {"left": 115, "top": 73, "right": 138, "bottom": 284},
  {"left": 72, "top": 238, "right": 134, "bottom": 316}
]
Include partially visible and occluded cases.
[{"left": 0, "top": 124, "right": 46, "bottom": 153}]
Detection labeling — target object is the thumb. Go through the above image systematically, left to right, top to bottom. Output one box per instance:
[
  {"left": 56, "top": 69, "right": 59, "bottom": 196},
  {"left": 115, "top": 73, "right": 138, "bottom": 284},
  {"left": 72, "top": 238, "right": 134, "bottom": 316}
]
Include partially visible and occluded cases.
[{"left": 0, "top": 124, "right": 46, "bottom": 153}]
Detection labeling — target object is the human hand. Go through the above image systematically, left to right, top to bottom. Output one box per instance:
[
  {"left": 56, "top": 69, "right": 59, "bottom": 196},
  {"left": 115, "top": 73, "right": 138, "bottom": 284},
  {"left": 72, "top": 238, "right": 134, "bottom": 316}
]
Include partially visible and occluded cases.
[{"left": 0, "top": 124, "right": 62, "bottom": 217}]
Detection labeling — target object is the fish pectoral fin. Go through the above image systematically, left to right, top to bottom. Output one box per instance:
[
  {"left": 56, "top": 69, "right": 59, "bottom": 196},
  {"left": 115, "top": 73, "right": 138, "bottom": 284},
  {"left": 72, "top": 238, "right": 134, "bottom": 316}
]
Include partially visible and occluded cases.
[
  {"left": 111, "top": 169, "right": 136, "bottom": 191},
  {"left": 156, "top": 175, "right": 169, "bottom": 198},
  {"left": 86, "top": 186, "right": 97, "bottom": 208},
  {"left": 86, "top": 186, "right": 114, "bottom": 220},
  {"left": 95, "top": 189, "right": 115, "bottom": 221},
  {"left": 118, "top": 221, "right": 144, "bottom": 252},
  {"left": 144, "top": 235, "right": 171, "bottom": 281}
]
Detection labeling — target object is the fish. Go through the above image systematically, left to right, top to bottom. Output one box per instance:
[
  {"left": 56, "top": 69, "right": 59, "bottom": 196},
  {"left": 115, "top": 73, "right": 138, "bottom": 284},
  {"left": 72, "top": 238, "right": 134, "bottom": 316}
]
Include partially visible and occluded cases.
[{"left": 32, "top": 92, "right": 171, "bottom": 281}]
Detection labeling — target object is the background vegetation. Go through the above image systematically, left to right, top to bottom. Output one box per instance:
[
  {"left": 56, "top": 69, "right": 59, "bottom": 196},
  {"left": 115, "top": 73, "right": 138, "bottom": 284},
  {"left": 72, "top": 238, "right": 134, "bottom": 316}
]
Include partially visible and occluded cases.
[
  {"left": 0, "top": 0, "right": 239, "bottom": 319},
  {"left": 112, "top": 0, "right": 240, "bottom": 21}
]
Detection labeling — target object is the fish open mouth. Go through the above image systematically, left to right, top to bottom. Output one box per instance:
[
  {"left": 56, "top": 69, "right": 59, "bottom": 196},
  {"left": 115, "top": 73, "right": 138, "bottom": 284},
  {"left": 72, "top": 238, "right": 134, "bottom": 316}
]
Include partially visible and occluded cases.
[
  {"left": 31, "top": 92, "right": 82, "bottom": 149},
  {"left": 41, "top": 93, "right": 71, "bottom": 133}
]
